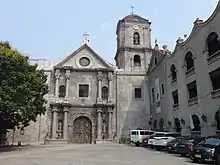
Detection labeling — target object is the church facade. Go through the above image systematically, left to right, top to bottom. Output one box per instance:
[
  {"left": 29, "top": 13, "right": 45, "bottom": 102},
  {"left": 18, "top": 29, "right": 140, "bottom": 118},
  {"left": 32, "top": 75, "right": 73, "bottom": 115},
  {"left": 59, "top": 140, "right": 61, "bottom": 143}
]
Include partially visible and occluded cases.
[{"left": 7, "top": 13, "right": 153, "bottom": 144}]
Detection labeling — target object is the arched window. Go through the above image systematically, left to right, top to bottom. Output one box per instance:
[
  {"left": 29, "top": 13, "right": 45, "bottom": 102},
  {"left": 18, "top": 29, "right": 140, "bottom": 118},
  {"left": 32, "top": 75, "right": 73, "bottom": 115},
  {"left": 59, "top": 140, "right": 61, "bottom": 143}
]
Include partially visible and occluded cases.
[
  {"left": 133, "top": 32, "right": 140, "bottom": 45},
  {"left": 206, "top": 32, "right": 220, "bottom": 56},
  {"left": 185, "top": 51, "right": 194, "bottom": 71},
  {"left": 134, "top": 55, "right": 141, "bottom": 67},
  {"left": 154, "top": 57, "right": 158, "bottom": 65},
  {"left": 171, "top": 64, "right": 177, "bottom": 80},
  {"left": 59, "top": 85, "right": 66, "bottom": 98},
  {"left": 101, "top": 86, "right": 108, "bottom": 100},
  {"left": 215, "top": 111, "right": 220, "bottom": 130},
  {"left": 192, "top": 115, "right": 201, "bottom": 132},
  {"left": 159, "top": 118, "right": 164, "bottom": 131},
  {"left": 174, "top": 118, "right": 181, "bottom": 132},
  {"left": 153, "top": 120, "right": 157, "bottom": 131}
]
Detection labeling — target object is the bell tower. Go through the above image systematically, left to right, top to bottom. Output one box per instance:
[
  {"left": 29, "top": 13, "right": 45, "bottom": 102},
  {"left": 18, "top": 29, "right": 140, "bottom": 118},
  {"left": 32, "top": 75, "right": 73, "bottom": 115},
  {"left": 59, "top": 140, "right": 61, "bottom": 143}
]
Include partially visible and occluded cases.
[{"left": 115, "top": 13, "right": 152, "bottom": 71}]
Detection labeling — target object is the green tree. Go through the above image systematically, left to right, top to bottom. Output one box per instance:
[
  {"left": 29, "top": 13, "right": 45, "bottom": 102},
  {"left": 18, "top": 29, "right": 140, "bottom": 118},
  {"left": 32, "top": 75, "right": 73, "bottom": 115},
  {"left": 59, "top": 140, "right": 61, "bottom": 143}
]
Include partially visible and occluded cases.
[{"left": 0, "top": 41, "right": 49, "bottom": 133}]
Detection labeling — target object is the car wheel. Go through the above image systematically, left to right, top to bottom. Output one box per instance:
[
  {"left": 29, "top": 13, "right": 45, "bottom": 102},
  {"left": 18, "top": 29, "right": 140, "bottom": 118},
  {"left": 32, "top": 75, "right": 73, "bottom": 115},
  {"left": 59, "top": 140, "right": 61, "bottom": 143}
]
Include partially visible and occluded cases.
[
  {"left": 135, "top": 142, "right": 140, "bottom": 147},
  {"left": 156, "top": 147, "right": 161, "bottom": 151},
  {"left": 180, "top": 153, "right": 186, "bottom": 157},
  {"left": 215, "top": 154, "right": 220, "bottom": 165},
  {"left": 192, "top": 158, "right": 198, "bottom": 163}
]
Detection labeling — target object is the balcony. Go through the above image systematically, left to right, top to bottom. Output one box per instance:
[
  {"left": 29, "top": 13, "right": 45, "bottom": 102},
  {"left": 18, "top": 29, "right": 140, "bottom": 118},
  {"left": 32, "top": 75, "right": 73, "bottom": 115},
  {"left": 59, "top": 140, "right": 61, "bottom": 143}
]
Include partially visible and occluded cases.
[
  {"left": 207, "top": 50, "right": 220, "bottom": 65},
  {"left": 186, "top": 67, "right": 195, "bottom": 77},
  {"left": 171, "top": 78, "right": 177, "bottom": 85},
  {"left": 211, "top": 89, "right": 220, "bottom": 99},
  {"left": 188, "top": 97, "right": 198, "bottom": 106},
  {"left": 173, "top": 104, "right": 179, "bottom": 111}
]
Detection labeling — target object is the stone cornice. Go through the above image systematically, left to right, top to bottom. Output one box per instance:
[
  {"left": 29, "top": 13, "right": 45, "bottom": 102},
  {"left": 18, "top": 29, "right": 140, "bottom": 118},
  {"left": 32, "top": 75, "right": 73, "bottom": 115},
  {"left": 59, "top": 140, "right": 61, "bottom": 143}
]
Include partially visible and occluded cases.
[
  {"left": 115, "top": 46, "right": 152, "bottom": 60},
  {"left": 53, "top": 66, "right": 114, "bottom": 72},
  {"left": 116, "top": 71, "right": 147, "bottom": 76},
  {"left": 50, "top": 102, "right": 72, "bottom": 107},
  {"left": 50, "top": 103, "right": 115, "bottom": 108},
  {"left": 94, "top": 103, "right": 115, "bottom": 108}
]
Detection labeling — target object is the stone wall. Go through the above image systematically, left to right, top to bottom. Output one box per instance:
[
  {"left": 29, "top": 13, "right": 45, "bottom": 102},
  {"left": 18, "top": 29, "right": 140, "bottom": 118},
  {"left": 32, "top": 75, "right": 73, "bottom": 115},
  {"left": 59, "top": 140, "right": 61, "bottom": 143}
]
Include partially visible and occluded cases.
[{"left": 116, "top": 71, "right": 150, "bottom": 137}]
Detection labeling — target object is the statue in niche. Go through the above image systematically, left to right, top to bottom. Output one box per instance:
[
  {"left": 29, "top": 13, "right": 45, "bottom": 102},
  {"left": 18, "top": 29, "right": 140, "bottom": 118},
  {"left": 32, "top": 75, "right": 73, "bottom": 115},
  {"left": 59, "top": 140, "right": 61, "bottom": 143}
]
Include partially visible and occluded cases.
[
  {"left": 57, "top": 120, "right": 63, "bottom": 139},
  {"left": 113, "top": 132, "right": 117, "bottom": 141}
]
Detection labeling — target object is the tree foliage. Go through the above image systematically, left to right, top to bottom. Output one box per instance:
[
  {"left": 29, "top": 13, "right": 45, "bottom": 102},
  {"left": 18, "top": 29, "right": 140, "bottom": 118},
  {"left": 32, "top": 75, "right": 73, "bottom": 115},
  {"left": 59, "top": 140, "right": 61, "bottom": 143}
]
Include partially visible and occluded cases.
[{"left": 0, "top": 41, "right": 49, "bottom": 130}]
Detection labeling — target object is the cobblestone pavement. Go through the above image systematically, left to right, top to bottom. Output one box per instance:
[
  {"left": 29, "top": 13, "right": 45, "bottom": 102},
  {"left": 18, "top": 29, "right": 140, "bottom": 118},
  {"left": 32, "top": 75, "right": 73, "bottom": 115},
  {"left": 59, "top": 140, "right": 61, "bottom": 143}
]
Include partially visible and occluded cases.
[{"left": 0, "top": 144, "right": 209, "bottom": 165}]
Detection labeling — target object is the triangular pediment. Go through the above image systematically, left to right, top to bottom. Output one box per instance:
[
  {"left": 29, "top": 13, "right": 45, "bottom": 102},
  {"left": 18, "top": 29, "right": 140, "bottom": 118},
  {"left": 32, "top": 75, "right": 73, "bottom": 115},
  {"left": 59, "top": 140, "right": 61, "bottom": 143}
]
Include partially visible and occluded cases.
[{"left": 56, "top": 44, "right": 112, "bottom": 69}]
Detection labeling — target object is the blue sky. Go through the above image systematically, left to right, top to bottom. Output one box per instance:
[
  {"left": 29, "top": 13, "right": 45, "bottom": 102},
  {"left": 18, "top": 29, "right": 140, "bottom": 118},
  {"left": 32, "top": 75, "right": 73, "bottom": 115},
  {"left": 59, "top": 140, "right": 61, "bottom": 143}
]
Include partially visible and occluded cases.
[{"left": 1, "top": 0, "right": 219, "bottom": 64}]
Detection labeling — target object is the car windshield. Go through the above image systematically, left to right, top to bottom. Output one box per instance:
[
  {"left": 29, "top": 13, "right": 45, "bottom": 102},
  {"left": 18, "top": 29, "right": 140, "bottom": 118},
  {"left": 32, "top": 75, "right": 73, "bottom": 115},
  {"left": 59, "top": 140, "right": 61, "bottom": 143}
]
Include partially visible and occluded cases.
[
  {"left": 155, "top": 133, "right": 165, "bottom": 137},
  {"left": 165, "top": 133, "right": 180, "bottom": 137},
  {"left": 169, "top": 138, "right": 179, "bottom": 142},
  {"left": 199, "top": 138, "right": 220, "bottom": 146}
]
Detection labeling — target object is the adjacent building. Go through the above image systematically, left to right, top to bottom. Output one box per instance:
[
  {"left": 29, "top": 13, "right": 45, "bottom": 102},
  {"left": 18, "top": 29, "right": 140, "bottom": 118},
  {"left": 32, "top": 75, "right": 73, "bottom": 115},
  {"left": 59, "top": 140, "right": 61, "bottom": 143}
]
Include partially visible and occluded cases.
[{"left": 148, "top": 1, "right": 220, "bottom": 136}]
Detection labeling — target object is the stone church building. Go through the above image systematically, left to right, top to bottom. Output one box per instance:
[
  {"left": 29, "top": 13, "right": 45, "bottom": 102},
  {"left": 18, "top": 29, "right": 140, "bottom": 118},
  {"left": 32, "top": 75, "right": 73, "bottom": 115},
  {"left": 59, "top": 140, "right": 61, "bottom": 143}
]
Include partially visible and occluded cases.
[
  {"left": 7, "top": 1, "right": 220, "bottom": 145},
  {"left": 7, "top": 13, "right": 154, "bottom": 144}
]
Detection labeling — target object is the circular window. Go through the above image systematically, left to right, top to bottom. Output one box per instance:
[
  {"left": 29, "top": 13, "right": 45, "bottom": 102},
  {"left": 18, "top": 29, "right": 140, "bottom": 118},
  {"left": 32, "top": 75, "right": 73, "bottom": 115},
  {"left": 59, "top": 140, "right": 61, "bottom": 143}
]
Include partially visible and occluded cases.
[{"left": 79, "top": 57, "right": 90, "bottom": 67}]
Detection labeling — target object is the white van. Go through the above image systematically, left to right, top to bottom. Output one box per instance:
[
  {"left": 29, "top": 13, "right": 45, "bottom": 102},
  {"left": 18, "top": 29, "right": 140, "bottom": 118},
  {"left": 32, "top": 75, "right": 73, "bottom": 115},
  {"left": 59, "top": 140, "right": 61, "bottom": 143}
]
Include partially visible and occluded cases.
[{"left": 130, "top": 130, "right": 154, "bottom": 146}]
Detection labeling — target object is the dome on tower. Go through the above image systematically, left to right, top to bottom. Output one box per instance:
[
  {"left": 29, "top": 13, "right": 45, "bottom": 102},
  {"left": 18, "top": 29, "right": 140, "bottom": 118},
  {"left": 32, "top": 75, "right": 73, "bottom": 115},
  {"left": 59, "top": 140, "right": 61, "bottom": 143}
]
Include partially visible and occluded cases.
[
  {"left": 116, "top": 13, "right": 151, "bottom": 34},
  {"left": 122, "top": 14, "right": 150, "bottom": 23}
]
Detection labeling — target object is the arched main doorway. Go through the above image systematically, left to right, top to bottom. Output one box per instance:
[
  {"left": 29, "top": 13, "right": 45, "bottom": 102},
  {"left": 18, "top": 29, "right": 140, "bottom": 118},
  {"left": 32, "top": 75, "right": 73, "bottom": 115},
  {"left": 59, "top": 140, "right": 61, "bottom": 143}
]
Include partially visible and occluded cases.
[{"left": 72, "top": 116, "right": 92, "bottom": 144}]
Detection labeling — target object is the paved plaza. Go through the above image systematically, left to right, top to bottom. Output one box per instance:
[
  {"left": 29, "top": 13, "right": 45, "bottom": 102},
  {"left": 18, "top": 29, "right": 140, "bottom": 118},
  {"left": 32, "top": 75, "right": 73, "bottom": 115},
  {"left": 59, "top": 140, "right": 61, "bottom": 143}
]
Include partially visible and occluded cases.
[{"left": 0, "top": 144, "right": 209, "bottom": 165}]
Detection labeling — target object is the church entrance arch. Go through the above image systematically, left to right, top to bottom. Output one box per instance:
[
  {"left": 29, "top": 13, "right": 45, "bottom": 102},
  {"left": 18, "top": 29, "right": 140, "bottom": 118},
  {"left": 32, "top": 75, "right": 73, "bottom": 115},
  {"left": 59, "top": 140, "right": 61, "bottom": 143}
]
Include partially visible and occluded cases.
[{"left": 71, "top": 116, "right": 92, "bottom": 144}]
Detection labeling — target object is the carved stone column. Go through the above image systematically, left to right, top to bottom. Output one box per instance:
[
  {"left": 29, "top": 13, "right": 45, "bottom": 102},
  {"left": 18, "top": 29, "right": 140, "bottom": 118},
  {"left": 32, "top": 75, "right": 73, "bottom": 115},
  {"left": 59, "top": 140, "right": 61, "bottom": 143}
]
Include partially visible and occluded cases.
[
  {"left": 130, "top": 57, "right": 134, "bottom": 70},
  {"left": 141, "top": 57, "right": 144, "bottom": 69},
  {"left": 55, "top": 70, "right": 61, "bottom": 97},
  {"left": 65, "top": 70, "right": 71, "bottom": 98},
  {"left": 97, "top": 71, "right": 102, "bottom": 102},
  {"left": 108, "top": 72, "right": 113, "bottom": 102},
  {"left": 51, "top": 105, "right": 58, "bottom": 139},
  {"left": 63, "top": 107, "right": 70, "bottom": 140},
  {"left": 108, "top": 107, "right": 113, "bottom": 140},
  {"left": 97, "top": 108, "right": 102, "bottom": 140},
  {"left": 112, "top": 108, "right": 116, "bottom": 139}
]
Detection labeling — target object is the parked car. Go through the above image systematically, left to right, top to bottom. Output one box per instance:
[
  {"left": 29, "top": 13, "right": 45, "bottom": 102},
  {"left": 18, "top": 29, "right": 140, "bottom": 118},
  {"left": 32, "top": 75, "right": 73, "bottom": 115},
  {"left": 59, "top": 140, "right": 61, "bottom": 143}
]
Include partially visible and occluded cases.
[
  {"left": 130, "top": 130, "right": 154, "bottom": 146},
  {"left": 147, "top": 132, "right": 167, "bottom": 149},
  {"left": 154, "top": 132, "right": 181, "bottom": 151},
  {"left": 142, "top": 135, "right": 152, "bottom": 147},
  {"left": 176, "top": 136, "right": 205, "bottom": 157},
  {"left": 190, "top": 136, "right": 220, "bottom": 163},
  {"left": 166, "top": 137, "right": 183, "bottom": 153},
  {"left": 214, "top": 143, "right": 220, "bottom": 165}
]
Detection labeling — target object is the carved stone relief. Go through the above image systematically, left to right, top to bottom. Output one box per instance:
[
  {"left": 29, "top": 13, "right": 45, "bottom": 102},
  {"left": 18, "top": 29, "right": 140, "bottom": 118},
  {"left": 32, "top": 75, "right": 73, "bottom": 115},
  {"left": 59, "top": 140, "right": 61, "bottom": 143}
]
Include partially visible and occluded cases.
[
  {"left": 80, "top": 76, "right": 93, "bottom": 82},
  {"left": 57, "top": 120, "right": 63, "bottom": 139}
]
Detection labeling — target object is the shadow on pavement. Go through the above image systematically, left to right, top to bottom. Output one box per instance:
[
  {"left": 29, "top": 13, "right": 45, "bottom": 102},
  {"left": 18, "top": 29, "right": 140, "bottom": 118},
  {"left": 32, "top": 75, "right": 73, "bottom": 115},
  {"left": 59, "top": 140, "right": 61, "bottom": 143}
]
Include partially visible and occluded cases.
[
  {"left": 0, "top": 145, "right": 32, "bottom": 153},
  {"left": 184, "top": 159, "right": 213, "bottom": 165}
]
